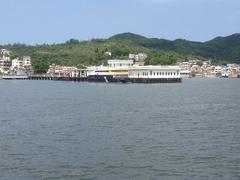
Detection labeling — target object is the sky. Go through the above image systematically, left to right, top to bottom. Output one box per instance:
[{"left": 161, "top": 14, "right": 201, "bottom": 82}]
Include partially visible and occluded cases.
[{"left": 0, "top": 0, "right": 239, "bottom": 44}]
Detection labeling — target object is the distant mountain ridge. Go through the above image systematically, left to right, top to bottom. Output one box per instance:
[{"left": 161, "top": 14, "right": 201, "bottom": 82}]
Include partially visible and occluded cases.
[
  {"left": 1, "top": 32, "right": 240, "bottom": 66},
  {"left": 109, "top": 32, "right": 240, "bottom": 63}
]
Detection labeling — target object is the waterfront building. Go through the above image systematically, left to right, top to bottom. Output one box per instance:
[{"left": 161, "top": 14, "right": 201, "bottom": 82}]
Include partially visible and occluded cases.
[
  {"left": 0, "top": 49, "right": 11, "bottom": 74},
  {"left": 0, "top": 59, "right": 11, "bottom": 74},
  {"left": 178, "top": 61, "right": 191, "bottom": 77},
  {"left": 47, "top": 65, "right": 78, "bottom": 77},
  {"left": 128, "top": 65, "right": 181, "bottom": 83},
  {"left": 212, "top": 66, "right": 222, "bottom": 77},
  {"left": 70, "top": 69, "right": 87, "bottom": 78},
  {"left": 180, "top": 70, "right": 190, "bottom": 77}
]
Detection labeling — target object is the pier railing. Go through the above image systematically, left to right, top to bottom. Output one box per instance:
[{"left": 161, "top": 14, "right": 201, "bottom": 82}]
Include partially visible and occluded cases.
[{"left": 29, "top": 74, "right": 87, "bottom": 81}]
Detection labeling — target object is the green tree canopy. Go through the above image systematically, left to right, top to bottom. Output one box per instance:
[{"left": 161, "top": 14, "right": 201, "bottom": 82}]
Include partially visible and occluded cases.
[{"left": 32, "top": 60, "right": 49, "bottom": 74}]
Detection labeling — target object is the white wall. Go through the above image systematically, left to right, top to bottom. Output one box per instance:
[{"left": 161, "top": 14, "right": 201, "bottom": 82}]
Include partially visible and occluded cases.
[
  {"left": 108, "top": 60, "right": 133, "bottom": 68},
  {"left": 129, "top": 68, "right": 181, "bottom": 78}
]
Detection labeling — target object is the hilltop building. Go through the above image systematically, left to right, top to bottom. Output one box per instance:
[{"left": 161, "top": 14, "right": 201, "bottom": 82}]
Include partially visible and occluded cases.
[
  {"left": 0, "top": 49, "right": 11, "bottom": 59},
  {"left": 105, "top": 51, "right": 112, "bottom": 57},
  {"left": 129, "top": 53, "right": 147, "bottom": 66},
  {"left": 23, "top": 56, "right": 32, "bottom": 67},
  {"left": 108, "top": 59, "right": 133, "bottom": 68}
]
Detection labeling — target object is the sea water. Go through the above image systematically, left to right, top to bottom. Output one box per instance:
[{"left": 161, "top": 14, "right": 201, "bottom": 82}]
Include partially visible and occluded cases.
[{"left": 0, "top": 79, "right": 239, "bottom": 180}]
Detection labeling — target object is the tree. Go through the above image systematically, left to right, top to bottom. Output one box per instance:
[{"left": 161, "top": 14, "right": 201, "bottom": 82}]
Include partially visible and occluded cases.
[
  {"left": 66, "top": 39, "right": 80, "bottom": 44},
  {"left": 32, "top": 60, "right": 49, "bottom": 74},
  {"left": 76, "top": 64, "right": 86, "bottom": 69}
]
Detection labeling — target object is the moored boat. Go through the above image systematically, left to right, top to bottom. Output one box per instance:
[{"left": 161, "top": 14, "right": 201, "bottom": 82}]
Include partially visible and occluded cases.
[{"left": 87, "top": 67, "right": 130, "bottom": 83}]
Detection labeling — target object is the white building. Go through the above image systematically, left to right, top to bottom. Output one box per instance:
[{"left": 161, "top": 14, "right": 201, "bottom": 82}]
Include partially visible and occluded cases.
[
  {"left": 0, "top": 49, "right": 11, "bottom": 59},
  {"left": 105, "top": 51, "right": 112, "bottom": 57},
  {"left": 129, "top": 53, "right": 148, "bottom": 61},
  {"left": 135, "top": 53, "right": 148, "bottom": 61},
  {"left": 129, "top": 54, "right": 135, "bottom": 59},
  {"left": 23, "top": 56, "right": 31, "bottom": 66},
  {"left": 0, "top": 59, "right": 11, "bottom": 74},
  {"left": 11, "top": 59, "right": 23, "bottom": 69},
  {"left": 108, "top": 59, "right": 133, "bottom": 68},
  {"left": 178, "top": 61, "right": 191, "bottom": 71},
  {"left": 47, "top": 65, "right": 78, "bottom": 76},
  {"left": 128, "top": 66, "right": 181, "bottom": 79},
  {"left": 214, "top": 66, "right": 222, "bottom": 73}
]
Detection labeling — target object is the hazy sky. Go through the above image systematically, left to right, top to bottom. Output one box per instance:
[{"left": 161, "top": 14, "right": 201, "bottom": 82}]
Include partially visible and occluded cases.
[{"left": 0, "top": 0, "right": 239, "bottom": 44}]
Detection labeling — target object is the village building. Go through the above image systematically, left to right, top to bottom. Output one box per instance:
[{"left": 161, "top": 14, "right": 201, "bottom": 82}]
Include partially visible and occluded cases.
[
  {"left": 129, "top": 53, "right": 147, "bottom": 66},
  {"left": 108, "top": 59, "right": 133, "bottom": 68}
]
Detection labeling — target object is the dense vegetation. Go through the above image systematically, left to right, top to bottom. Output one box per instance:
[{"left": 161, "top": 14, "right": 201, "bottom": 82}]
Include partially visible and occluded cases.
[
  {"left": 1, "top": 32, "right": 240, "bottom": 67},
  {"left": 32, "top": 60, "right": 49, "bottom": 73}
]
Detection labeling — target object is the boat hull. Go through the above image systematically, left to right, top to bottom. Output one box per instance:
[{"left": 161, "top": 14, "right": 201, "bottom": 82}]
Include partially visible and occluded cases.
[{"left": 87, "top": 75, "right": 130, "bottom": 83}]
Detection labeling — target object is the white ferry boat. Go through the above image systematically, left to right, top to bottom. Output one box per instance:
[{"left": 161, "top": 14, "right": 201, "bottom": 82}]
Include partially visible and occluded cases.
[
  {"left": 87, "top": 59, "right": 133, "bottom": 83},
  {"left": 87, "top": 66, "right": 130, "bottom": 83}
]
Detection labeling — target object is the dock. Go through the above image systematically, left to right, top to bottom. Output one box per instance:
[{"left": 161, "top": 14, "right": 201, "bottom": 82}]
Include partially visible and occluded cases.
[
  {"left": 2, "top": 75, "right": 87, "bottom": 82},
  {"left": 2, "top": 75, "right": 29, "bottom": 80},
  {"left": 28, "top": 75, "right": 87, "bottom": 81}
]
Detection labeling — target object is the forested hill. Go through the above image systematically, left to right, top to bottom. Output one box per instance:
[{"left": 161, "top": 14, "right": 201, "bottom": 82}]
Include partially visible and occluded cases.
[{"left": 1, "top": 32, "right": 240, "bottom": 66}]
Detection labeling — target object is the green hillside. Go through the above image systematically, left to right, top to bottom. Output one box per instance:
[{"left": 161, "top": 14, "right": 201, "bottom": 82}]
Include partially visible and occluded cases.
[{"left": 1, "top": 32, "right": 240, "bottom": 67}]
